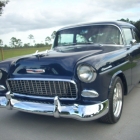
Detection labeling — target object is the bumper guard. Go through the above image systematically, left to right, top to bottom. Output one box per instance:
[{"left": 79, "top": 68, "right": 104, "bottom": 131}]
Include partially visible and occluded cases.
[{"left": 0, "top": 92, "right": 109, "bottom": 121}]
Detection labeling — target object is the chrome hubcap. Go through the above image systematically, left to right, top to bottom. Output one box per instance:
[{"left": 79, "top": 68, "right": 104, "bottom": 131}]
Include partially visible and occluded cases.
[{"left": 113, "top": 82, "right": 123, "bottom": 117}]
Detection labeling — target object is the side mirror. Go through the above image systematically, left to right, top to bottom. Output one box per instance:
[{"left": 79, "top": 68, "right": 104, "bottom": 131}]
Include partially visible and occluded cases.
[{"left": 130, "top": 39, "right": 137, "bottom": 46}]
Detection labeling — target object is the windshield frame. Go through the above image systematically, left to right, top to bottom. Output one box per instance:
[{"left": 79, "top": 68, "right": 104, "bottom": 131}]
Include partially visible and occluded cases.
[{"left": 53, "top": 24, "right": 125, "bottom": 48}]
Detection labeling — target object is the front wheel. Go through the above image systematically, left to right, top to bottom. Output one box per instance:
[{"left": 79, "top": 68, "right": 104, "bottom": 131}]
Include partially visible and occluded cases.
[{"left": 99, "top": 77, "right": 124, "bottom": 124}]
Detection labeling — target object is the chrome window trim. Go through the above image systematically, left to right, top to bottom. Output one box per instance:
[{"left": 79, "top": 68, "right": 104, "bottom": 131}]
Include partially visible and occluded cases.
[
  {"left": 56, "top": 24, "right": 125, "bottom": 46},
  {"left": 7, "top": 78, "right": 78, "bottom": 100}
]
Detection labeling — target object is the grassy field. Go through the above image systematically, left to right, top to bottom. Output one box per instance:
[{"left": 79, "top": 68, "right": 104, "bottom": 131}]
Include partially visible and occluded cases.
[{"left": 0, "top": 46, "right": 51, "bottom": 61}]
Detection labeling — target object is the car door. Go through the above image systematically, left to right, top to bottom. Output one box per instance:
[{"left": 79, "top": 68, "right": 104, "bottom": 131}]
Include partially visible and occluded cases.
[
  {"left": 123, "top": 27, "right": 140, "bottom": 85},
  {"left": 132, "top": 28, "right": 140, "bottom": 84}
]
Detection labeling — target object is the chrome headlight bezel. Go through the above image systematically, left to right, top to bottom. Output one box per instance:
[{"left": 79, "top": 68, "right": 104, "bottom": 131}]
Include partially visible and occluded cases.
[{"left": 77, "top": 64, "right": 97, "bottom": 83}]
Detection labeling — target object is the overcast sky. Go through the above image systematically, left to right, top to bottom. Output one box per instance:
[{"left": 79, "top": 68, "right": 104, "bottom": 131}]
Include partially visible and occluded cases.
[{"left": 0, "top": 0, "right": 140, "bottom": 45}]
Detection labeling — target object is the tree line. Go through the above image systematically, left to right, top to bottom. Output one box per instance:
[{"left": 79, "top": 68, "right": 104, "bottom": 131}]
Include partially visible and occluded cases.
[
  {"left": 0, "top": 0, "right": 9, "bottom": 16},
  {"left": 0, "top": 2, "right": 56, "bottom": 49},
  {"left": 1, "top": 18, "right": 140, "bottom": 49},
  {"left": 118, "top": 18, "right": 140, "bottom": 31},
  {"left": 0, "top": 31, "right": 56, "bottom": 49}
]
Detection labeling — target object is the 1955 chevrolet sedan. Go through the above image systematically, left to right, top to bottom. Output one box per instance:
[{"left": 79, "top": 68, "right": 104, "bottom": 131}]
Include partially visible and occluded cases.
[{"left": 0, "top": 21, "right": 140, "bottom": 124}]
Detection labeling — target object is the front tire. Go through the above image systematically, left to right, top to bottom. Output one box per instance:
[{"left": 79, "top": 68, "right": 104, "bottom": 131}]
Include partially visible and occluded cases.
[{"left": 99, "top": 76, "right": 124, "bottom": 124}]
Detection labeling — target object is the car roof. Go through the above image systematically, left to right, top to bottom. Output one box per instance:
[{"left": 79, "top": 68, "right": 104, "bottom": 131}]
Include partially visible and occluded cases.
[{"left": 58, "top": 21, "right": 134, "bottom": 31}]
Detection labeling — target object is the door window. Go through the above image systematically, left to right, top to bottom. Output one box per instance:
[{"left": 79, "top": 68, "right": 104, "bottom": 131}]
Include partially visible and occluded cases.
[
  {"left": 123, "top": 28, "right": 133, "bottom": 45},
  {"left": 58, "top": 34, "right": 74, "bottom": 46}
]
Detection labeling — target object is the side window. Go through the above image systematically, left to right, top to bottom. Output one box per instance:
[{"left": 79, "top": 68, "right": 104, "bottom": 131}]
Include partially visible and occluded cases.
[
  {"left": 123, "top": 28, "right": 133, "bottom": 45},
  {"left": 133, "top": 30, "right": 140, "bottom": 43},
  {"left": 58, "top": 34, "right": 74, "bottom": 45}
]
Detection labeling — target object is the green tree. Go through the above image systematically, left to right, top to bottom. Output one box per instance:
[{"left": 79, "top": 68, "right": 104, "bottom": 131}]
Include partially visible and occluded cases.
[
  {"left": 0, "top": 0, "right": 9, "bottom": 16},
  {"left": 118, "top": 18, "right": 140, "bottom": 31},
  {"left": 118, "top": 18, "right": 135, "bottom": 25},
  {"left": 135, "top": 20, "right": 140, "bottom": 32},
  {"left": 51, "top": 31, "right": 56, "bottom": 39},
  {"left": 28, "top": 34, "right": 34, "bottom": 46},
  {"left": 45, "top": 36, "right": 51, "bottom": 45},
  {"left": 10, "top": 37, "right": 22, "bottom": 47},
  {"left": 10, "top": 37, "right": 17, "bottom": 47},
  {"left": 0, "top": 39, "right": 3, "bottom": 47},
  {"left": 17, "top": 39, "right": 22, "bottom": 47},
  {"left": 23, "top": 43, "right": 30, "bottom": 48},
  {"left": 34, "top": 43, "right": 46, "bottom": 48},
  {"left": 4, "top": 44, "right": 8, "bottom": 48}
]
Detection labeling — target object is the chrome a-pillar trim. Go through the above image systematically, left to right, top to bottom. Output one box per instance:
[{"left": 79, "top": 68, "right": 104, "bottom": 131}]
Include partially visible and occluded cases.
[{"left": 0, "top": 92, "right": 109, "bottom": 121}]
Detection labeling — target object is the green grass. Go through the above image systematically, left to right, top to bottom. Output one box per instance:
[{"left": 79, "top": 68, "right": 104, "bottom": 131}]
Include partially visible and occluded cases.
[{"left": 0, "top": 46, "right": 51, "bottom": 61}]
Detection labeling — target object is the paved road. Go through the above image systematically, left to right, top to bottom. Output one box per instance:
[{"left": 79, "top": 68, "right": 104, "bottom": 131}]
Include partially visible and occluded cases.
[{"left": 0, "top": 84, "right": 140, "bottom": 140}]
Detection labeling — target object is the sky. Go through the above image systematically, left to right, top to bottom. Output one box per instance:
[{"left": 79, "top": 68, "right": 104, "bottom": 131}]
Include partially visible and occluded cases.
[{"left": 0, "top": 0, "right": 140, "bottom": 45}]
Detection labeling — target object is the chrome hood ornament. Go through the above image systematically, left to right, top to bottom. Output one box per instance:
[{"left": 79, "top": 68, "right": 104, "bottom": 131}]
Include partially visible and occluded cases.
[{"left": 33, "top": 50, "right": 49, "bottom": 57}]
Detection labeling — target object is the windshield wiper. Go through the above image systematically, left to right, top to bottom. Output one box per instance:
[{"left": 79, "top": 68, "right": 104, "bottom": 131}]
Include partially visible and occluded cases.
[
  {"left": 61, "top": 42, "right": 95, "bottom": 46},
  {"left": 77, "top": 42, "right": 94, "bottom": 44},
  {"left": 61, "top": 43, "right": 77, "bottom": 46}
]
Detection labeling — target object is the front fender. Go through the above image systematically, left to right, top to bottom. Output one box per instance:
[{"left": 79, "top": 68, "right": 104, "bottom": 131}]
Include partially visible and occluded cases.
[{"left": 108, "top": 71, "right": 128, "bottom": 96}]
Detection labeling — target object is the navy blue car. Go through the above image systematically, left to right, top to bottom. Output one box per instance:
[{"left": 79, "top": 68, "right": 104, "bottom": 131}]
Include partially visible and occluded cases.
[{"left": 0, "top": 21, "right": 140, "bottom": 124}]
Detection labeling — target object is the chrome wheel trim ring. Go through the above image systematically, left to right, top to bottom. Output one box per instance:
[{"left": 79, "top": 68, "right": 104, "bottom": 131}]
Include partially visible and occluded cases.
[{"left": 113, "top": 82, "right": 123, "bottom": 117}]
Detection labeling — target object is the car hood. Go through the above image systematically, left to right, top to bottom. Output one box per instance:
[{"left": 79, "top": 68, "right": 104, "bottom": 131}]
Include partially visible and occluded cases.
[{"left": 8, "top": 48, "right": 103, "bottom": 78}]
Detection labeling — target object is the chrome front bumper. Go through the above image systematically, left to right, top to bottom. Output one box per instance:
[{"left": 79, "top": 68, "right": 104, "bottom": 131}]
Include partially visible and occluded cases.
[{"left": 0, "top": 92, "right": 109, "bottom": 121}]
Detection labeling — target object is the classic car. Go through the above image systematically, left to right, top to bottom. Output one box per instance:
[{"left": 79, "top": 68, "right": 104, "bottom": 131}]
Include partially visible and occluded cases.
[{"left": 0, "top": 21, "right": 140, "bottom": 124}]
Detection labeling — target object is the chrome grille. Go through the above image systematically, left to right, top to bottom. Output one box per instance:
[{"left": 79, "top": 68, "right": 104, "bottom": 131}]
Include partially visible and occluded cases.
[{"left": 8, "top": 79, "right": 77, "bottom": 99}]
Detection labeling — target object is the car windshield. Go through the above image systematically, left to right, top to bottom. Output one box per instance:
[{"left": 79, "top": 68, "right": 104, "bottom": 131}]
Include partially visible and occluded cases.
[{"left": 54, "top": 25, "right": 123, "bottom": 47}]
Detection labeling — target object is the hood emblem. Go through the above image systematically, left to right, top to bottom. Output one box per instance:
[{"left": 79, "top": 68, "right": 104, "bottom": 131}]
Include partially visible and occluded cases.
[{"left": 26, "top": 69, "right": 45, "bottom": 74}]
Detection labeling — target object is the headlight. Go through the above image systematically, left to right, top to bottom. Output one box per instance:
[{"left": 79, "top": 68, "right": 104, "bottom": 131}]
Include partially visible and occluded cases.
[{"left": 77, "top": 64, "right": 97, "bottom": 83}]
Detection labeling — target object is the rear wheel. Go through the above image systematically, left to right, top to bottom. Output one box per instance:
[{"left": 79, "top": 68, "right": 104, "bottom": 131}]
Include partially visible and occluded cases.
[{"left": 99, "top": 77, "right": 124, "bottom": 124}]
